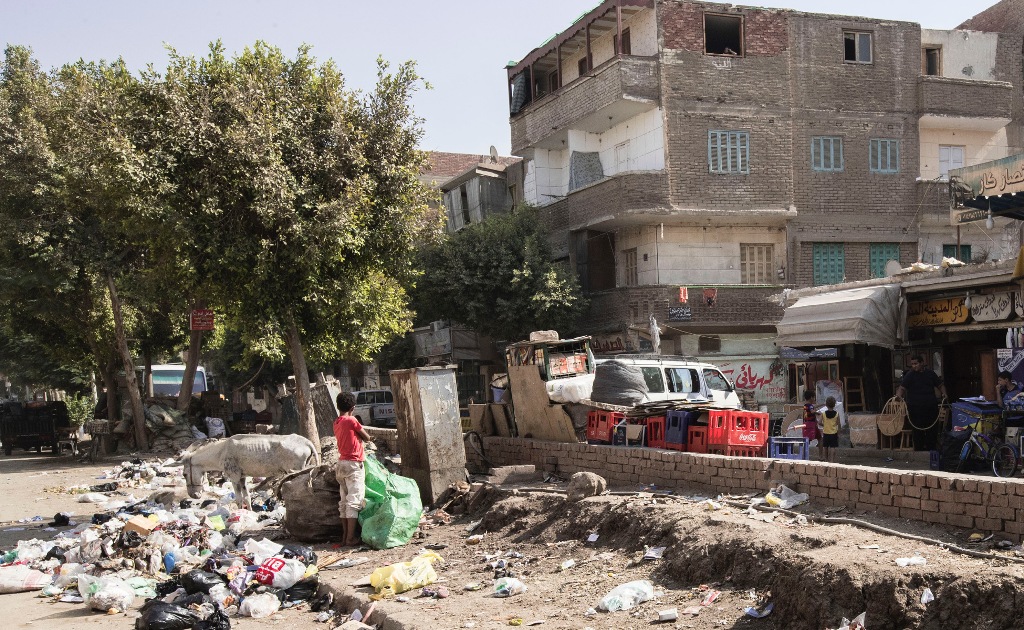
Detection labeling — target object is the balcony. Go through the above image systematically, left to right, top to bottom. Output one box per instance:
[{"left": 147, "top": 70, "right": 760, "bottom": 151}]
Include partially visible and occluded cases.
[
  {"left": 511, "top": 55, "right": 660, "bottom": 154},
  {"left": 918, "top": 75, "right": 1012, "bottom": 130},
  {"left": 542, "top": 172, "right": 671, "bottom": 234},
  {"left": 585, "top": 285, "right": 786, "bottom": 333}
]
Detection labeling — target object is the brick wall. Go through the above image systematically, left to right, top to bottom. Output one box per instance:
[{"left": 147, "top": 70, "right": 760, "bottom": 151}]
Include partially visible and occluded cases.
[
  {"left": 958, "top": 0, "right": 1024, "bottom": 32},
  {"left": 918, "top": 76, "right": 1013, "bottom": 119},
  {"left": 542, "top": 172, "right": 671, "bottom": 237},
  {"left": 792, "top": 241, "right": 916, "bottom": 287},
  {"left": 586, "top": 284, "right": 785, "bottom": 331},
  {"left": 364, "top": 427, "right": 398, "bottom": 455},
  {"left": 474, "top": 436, "right": 1024, "bottom": 540}
]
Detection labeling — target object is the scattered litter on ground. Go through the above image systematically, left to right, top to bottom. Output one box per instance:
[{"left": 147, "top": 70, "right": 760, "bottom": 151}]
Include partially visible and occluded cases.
[
  {"left": 896, "top": 555, "right": 927, "bottom": 567},
  {"left": 598, "top": 579, "right": 655, "bottom": 612},
  {"left": 921, "top": 587, "right": 935, "bottom": 604}
]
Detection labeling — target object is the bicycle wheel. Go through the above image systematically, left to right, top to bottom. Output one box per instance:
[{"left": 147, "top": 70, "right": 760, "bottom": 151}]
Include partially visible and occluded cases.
[
  {"left": 955, "top": 440, "right": 973, "bottom": 474},
  {"left": 992, "top": 444, "right": 1020, "bottom": 478}
]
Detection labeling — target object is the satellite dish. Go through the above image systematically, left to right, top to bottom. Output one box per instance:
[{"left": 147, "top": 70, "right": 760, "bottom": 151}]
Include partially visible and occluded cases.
[
  {"left": 488, "top": 145, "right": 499, "bottom": 163},
  {"left": 884, "top": 260, "right": 902, "bottom": 277}
]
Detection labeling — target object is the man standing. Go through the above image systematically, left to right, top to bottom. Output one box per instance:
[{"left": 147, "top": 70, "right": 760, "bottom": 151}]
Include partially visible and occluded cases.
[
  {"left": 896, "top": 354, "right": 947, "bottom": 451},
  {"left": 334, "top": 391, "right": 371, "bottom": 546}
]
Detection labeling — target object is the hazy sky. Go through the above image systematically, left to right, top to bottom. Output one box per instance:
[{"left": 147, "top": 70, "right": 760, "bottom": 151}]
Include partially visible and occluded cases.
[{"left": 0, "top": 0, "right": 1002, "bottom": 156}]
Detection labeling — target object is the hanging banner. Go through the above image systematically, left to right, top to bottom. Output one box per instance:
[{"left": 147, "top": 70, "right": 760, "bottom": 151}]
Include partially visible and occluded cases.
[
  {"left": 970, "top": 292, "right": 1013, "bottom": 322},
  {"left": 907, "top": 297, "right": 969, "bottom": 327}
]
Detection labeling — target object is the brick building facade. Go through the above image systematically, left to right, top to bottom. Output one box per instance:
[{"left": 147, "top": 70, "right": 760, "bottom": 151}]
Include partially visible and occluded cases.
[{"left": 505, "top": 0, "right": 1022, "bottom": 359}]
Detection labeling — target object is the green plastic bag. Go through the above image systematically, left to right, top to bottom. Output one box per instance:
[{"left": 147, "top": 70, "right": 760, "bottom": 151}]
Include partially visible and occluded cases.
[{"left": 359, "top": 454, "right": 423, "bottom": 549}]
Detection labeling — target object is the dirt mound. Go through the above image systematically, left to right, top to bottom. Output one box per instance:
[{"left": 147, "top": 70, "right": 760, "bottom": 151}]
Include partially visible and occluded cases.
[{"left": 472, "top": 491, "right": 1024, "bottom": 630}]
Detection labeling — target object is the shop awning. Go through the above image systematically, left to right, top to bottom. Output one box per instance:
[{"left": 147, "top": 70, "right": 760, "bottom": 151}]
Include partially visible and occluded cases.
[{"left": 776, "top": 284, "right": 905, "bottom": 350}]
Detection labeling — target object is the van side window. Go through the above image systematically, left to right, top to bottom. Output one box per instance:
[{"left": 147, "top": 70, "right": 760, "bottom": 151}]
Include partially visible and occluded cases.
[
  {"left": 640, "top": 367, "right": 665, "bottom": 393},
  {"left": 665, "top": 368, "right": 699, "bottom": 393},
  {"left": 703, "top": 368, "right": 733, "bottom": 392},
  {"left": 384, "top": 391, "right": 393, "bottom": 404},
  {"left": 356, "top": 393, "right": 367, "bottom": 405}
]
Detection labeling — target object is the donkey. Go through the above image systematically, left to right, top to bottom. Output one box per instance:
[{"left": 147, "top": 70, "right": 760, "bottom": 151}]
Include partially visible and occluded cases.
[{"left": 181, "top": 434, "right": 319, "bottom": 509}]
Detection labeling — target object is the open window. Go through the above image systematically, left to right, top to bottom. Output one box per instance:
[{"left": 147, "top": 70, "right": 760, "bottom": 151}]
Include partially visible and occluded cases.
[
  {"left": 705, "top": 14, "right": 743, "bottom": 56},
  {"left": 617, "top": 27, "right": 632, "bottom": 55},
  {"left": 844, "top": 31, "right": 872, "bottom": 64},
  {"left": 922, "top": 46, "right": 941, "bottom": 75}
]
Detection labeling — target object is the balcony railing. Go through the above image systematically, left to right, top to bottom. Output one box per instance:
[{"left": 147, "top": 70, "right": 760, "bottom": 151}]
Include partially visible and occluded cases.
[{"left": 918, "top": 75, "right": 1013, "bottom": 123}]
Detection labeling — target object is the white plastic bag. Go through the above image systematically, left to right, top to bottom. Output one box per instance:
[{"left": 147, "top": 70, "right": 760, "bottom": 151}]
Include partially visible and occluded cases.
[
  {"left": 545, "top": 374, "right": 595, "bottom": 403},
  {"left": 205, "top": 417, "right": 226, "bottom": 438},
  {"left": 765, "top": 484, "right": 809, "bottom": 509},
  {"left": 77, "top": 492, "right": 109, "bottom": 503},
  {"left": 15, "top": 538, "right": 54, "bottom": 562},
  {"left": 244, "top": 538, "right": 283, "bottom": 566},
  {"left": 254, "top": 556, "right": 306, "bottom": 589},
  {"left": 53, "top": 563, "right": 88, "bottom": 588},
  {"left": 0, "top": 565, "right": 52, "bottom": 593},
  {"left": 78, "top": 574, "right": 134, "bottom": 612},
  {"left": 493, "top": 577, "right": 528, "bottom": 597},
  {"left": 598, "top": 580, "right": 656, "bottom": 612},
  {"left": 240, "top": 592, "right": 281, "bottom": 618},
  {"left": 838, "top": 611, "right": 867, "bottom": 630}
]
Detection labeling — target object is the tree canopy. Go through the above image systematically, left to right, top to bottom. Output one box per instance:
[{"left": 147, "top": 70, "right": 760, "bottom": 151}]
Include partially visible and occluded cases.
[{"left": 414, "top": 206, "right": 587, "bottom": 342}]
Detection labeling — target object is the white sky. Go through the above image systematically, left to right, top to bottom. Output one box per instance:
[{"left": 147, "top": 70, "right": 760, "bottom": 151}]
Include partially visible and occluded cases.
[{"left": 0, "top": 0, "right": 1003, "bottom": 155}]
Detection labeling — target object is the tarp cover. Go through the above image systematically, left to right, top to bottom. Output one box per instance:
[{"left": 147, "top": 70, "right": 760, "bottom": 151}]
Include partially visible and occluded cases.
[{"left": 776, "top": 284, "right": 905, "bottom": 349}]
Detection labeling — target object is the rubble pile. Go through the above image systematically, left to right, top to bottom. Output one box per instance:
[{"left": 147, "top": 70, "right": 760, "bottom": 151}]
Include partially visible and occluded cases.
[{"left": 0, "top": 458, "right": 340, "bottom": 628}]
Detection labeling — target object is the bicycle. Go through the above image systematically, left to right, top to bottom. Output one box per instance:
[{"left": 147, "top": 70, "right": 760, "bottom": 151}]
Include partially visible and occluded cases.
[{"left": 956, "top": 427, "right": 1020, "bottom": 477}]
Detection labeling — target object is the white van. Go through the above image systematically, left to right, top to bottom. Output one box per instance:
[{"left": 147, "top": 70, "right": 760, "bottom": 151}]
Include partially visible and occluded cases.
[
  {"left": 602, "top": 355, "right": 741, "bottom": 408},
  {"left": 150, "top": 364, "right": 207, "bottom": 397}
]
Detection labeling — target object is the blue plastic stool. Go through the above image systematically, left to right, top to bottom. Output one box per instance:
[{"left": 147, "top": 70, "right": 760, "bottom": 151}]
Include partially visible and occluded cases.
[{"left": 769, "top": 437, "right": 809, "bottom": 460}]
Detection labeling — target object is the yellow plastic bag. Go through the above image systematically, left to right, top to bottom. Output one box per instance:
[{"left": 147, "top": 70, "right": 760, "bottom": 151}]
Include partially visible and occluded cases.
[{"left": 370, "top": 551, "right": 442, "bottom": 597}]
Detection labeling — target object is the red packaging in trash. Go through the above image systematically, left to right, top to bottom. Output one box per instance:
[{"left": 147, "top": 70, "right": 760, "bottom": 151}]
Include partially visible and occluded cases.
[{"left": 254, "top": 556, "right": 305, "bottom": 589}]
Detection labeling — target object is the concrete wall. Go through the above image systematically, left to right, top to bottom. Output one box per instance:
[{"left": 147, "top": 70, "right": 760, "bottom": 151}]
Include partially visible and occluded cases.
[
  {"left": 560, "top": 7, "right": 659, "bottom": 83},
  {"left": 921, "top": 29, "right": 999, "bottom": 81},
  {"left": 919, "top": 126, "right": 1010, "bottom": 180},
  {"left": 472, "top": 437, "right": 1024, "bottom": 540}
]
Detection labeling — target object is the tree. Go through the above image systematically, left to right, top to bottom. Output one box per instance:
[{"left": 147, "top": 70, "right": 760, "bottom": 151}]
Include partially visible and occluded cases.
[
  {"left": 155, "top": 44, "right": 437, "bottom": 445},
  {"left": 414, "top": 205, "right": 588, "bottom": 341}
]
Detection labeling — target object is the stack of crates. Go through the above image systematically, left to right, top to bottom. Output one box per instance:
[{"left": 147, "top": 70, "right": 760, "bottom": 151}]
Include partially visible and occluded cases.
[
  {"left": 706, "top": 409, "right": 769, "bottom": 457},
  {"left": 586, "top": 410, "right": 625, "bottom": 444},
  {"left": 687, "top": 425, "right": 708, "bottom": 453}
]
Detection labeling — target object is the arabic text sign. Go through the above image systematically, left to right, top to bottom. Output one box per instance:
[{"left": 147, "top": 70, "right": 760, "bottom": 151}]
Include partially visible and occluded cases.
[
  {"left": 951, "top": 153, "right": 1024, "bottom": 199},
  {"left": 970, "top": 292, "right": 1013, "bottom": 322},
  {"left": 907, "top": 297, "right": 969, "bottom": 327},
  {"left": 189, "top": 309, "right": 215, "bottom": 331},
  {"left": 718, "top": 360, "right": 787, "bottom": 404}
]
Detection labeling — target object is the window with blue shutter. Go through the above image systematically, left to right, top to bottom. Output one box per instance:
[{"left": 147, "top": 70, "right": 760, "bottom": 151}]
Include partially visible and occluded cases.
[
  {"left": 708, "top": 130, "right": 750, "bottom": 174},
  {"left": 811, "top": 137, "right": 844, "bottom": 172},
  {"left": 870, "top": 139, "right": 899, "bottom": 174},
  {"left": 813, "top": 243, "right": 845, "bottom": 286},
  {"left": 869, "top": 243, "right": 899, "bottom": 278}
]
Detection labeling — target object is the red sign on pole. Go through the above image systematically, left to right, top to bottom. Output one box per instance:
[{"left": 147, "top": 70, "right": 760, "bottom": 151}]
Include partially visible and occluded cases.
[{"left": 190, "top": 309, "right": 215, "bottom": 331}]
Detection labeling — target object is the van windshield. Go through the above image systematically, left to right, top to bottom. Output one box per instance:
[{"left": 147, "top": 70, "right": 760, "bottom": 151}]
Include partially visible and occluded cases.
[
  {"left": 665, "top": 368, "right": 700, "bottom": 393},
  {"left": 703, "top": 368, "right": 733, "bottom": 392},
  {"left": 152, "top": 370, "right": 207, "bottom": 396}
]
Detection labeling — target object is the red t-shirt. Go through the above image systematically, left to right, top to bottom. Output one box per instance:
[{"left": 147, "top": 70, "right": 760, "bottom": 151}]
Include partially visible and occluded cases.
[{"left": 334, "top": 414, "right": 364, "bottom": 462}]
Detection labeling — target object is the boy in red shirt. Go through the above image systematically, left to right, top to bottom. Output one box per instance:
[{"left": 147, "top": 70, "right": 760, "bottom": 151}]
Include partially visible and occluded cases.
[{"left": 334, "top": 391, "right": 371, "bottom": 546}]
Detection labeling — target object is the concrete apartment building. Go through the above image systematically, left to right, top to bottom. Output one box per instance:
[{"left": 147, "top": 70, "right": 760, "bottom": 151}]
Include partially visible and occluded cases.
[{"left": 505, "top": 0, "right": 1023, "bottom": 365}]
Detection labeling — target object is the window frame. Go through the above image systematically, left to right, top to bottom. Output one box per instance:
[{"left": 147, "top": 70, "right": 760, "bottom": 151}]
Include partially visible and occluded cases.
[
  {"left": 704, "top": 13, "right": 744, "bottom": 57},
  {"left": 618, "top": 27, "right": 632, "bottom": 55},
  {"left": 844, "top": 30, "right": 873, "bottom": 64},
  {"left": 922, "top": 46, "right": 941, "bottom": 75},
  {"left": 577, "top": 56, "right": 589, "bottom": 77},
  {"left": 708, "top": 130, "right": 750, "bottom": 174},
  {"left": 811, "top": 136, "right": 844, "bottom": 172},
  {"left": 869, "top": 138, "right": 900, "bottom": 174},
  {"left": 939, "top": 145, "right": 965, "bottom": 178},
  {"left": 812, "top": 242, "right": 845, "bottom": 286},
  {"left": 739, "top": 243, "right": 774, "bottom": 284},
  {"left": 869, "top": 243, "right": 900, "bottom": 279},
  {"left": 942, "top": 244, "right": 972, "bottom": 262},
  {"left": 623, "top": 248, "right": 638, "bottom": 287},
  {"left": 640, "top": 367, "right": 665, "bottom": 393},
  {"left": 665, "top": 368, "right": 700, "bottom": 394},
  {"left": 703, "top": 368, "right": 734, "bottom": 393}
]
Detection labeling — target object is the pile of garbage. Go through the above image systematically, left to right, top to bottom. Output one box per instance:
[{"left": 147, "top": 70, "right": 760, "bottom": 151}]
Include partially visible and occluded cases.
[
  {"left": 143, "top": 403, "right": 207, "bottom": 453},
  {"left": 0, "top": 459, "right": 335, "bottom": 629}
]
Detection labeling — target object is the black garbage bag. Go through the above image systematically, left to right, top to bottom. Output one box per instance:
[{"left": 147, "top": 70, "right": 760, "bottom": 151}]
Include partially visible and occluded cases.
[
  {"left": 590, "top": 360, "right": 649, "bottom": 406},
  {"left": 939, "top": 428, "right": 972, "bottom": 472},
  {"left": 90, "top": 482, "right": 119, "bottom": 492},
  {"left": 49, "top": 512, "right": 70, "bottom": 527},
  {"left": 92, "top": 513, "right": 113, "bottom": 525},
  {"left": 120, "top": 530, "right": 144, "bottom": 548},
  {"left": 281, "top": 544, "right": 318, "bottom": 565},
  {"left": 44, "top": 546, "right": 66, "bottom": 563},
  {"left": 180, "top": 570, "right": 225, "bottom": 595},
  {"left": 284, "top": 575, "right": 320, "bottom": 602},
  {"left": 155, "top": 578, "right": 182, "bottom": 598},
  {"left": 309, "top": 591, "right": 333, "bottom": 612},
  {"left": 135, "top": 601, "right": 201, "bottom": 630},
  {"left": 192, "top": 611, "right": 231, "bottom": 630}
]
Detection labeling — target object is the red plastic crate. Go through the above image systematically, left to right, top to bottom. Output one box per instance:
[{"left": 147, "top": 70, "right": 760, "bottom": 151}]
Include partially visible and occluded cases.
[
  {"left": 706, "top": 409, "right": 768, "bottom": 448},
  {"left": 586, "top": 410, "right": 625, "bottom": 443},
  {"left": 645, "top": 416, "right": 666, "bottom": 449},
  {"left": 687, "top": 426, "right": 708, "bottom": 453},
  {"left": 709, "top": 444, "right": 766, "bottom": 457}
]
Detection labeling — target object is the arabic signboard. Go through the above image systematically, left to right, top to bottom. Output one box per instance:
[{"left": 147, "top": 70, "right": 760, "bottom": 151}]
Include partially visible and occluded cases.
[
  {"left": 951, "top": 153, "right": 1024, "bottom": 199},
  {"left": 970, "top": 292, "right": 1014, "bottom": 322},
  {"left": 907, "top": 297, "right": 969, "bottom": 327},
  {"left": 668, "top": 306, "right": 692, "bottom": 322},
  {"left": 189, "top": 309, "right": 215, "bottom": 331},
  {"left": 413, "top": 327, "right": 452, "bottom": 358},
  {"left": 717, "top": 359, "right": 788, "bottom": 404}
]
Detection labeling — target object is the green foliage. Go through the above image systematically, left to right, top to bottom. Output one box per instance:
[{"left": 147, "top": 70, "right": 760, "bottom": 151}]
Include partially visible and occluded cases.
[
  {"left": 414, "top": 206, "right": 587, "bottom": 341},
  {"left": 66, "top": 394, "right": 94, "bottom": 428}
]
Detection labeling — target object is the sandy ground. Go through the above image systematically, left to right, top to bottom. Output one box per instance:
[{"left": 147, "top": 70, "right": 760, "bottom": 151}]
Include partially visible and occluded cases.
[{"left": 1, "top": 445, "right": 1021, "bottom": 630}]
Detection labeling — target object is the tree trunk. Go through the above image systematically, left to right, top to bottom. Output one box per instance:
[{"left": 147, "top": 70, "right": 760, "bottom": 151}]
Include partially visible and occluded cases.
[
  {"left": 106, "top": 273, "right": 149, "bottom": 451},
  {"left": 285, "top": 315, "right": 319, "bottom": 445},
  {"left": 177, "top": 324, "right": 204, "bottom": 412},
  {"left": 144, "top": 350, "right": 153, "bottom": 397},
  {"left": 101, "top": 362, "right": 118, "bottom": 422}
]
